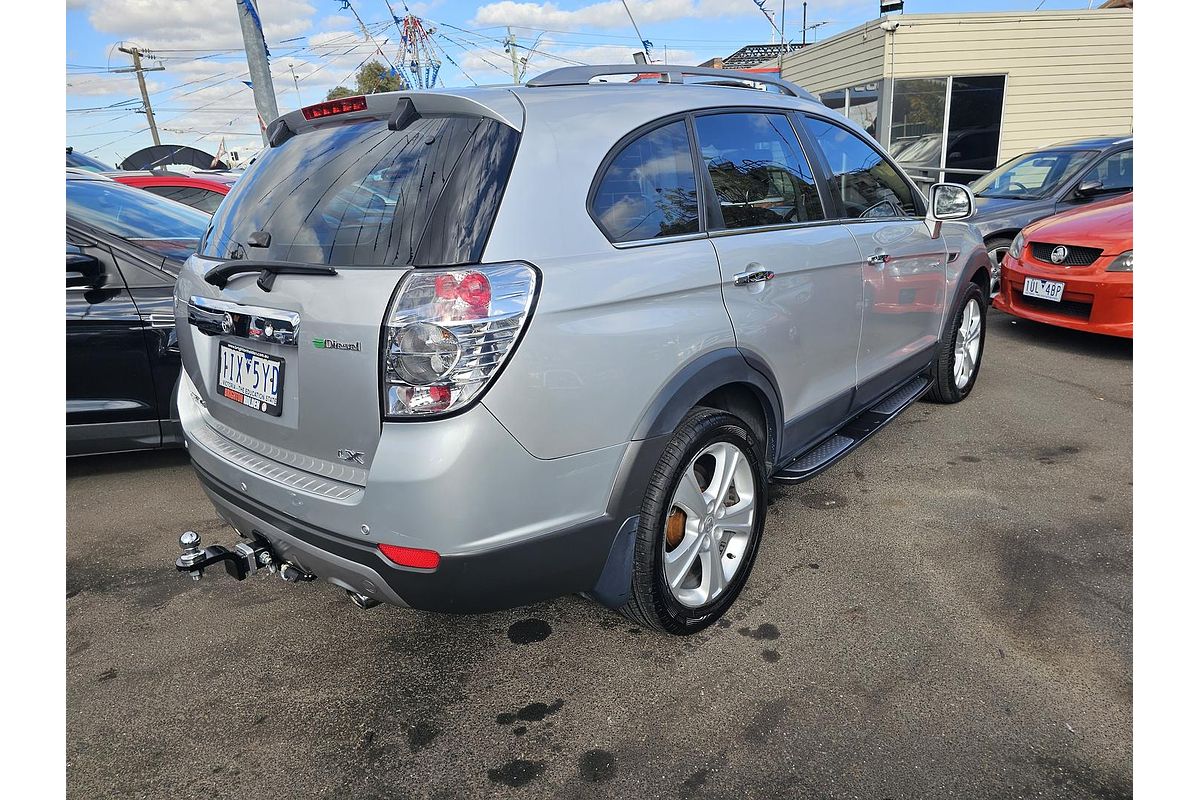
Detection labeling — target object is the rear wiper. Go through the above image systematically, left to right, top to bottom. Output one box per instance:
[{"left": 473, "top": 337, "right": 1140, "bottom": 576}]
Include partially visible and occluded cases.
[{"left": 204, "top": 260, "right": 338, "bottom": 292}]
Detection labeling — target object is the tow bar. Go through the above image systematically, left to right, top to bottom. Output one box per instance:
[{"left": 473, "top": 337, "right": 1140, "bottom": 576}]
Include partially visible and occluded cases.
[{"left": 175, "top": 530, "right": 314, "bottom": 584}]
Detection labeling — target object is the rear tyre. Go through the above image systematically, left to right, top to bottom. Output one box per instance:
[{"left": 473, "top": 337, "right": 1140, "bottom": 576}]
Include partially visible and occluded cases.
[
  {"left": 927, "top": 282, "right": 986, "bottom": 404},
  {"left": 620, "top": 408, "right": 766, "bottom": 635}
]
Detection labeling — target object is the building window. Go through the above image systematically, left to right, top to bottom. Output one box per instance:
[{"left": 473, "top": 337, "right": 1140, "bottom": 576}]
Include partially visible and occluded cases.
[
  {"left": 945, "top": 75, "right": 1005, "bottom": 184},
  {"left": 889, "top": 77, "right": 948, "bottom": 173},
  {"left": 846, "top": 84, "right": 880, "bottom": 141},
  {"left": 820, "top": 90, "right": 847, "bottom": 114}
]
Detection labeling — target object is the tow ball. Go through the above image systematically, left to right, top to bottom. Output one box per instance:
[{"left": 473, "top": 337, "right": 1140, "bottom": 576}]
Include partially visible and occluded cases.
[{"left": 175, "top": 530, "right": 313, "bottom": 583}]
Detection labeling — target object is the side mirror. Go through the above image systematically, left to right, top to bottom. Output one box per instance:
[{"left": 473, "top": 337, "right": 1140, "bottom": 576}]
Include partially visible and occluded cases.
[
  {"left": 1075, "top": 179, "right": 1104, "bottom": 198},
  {"left": 928, "top": 183, "right": 975, "bottom": 221},
  {"left": 66, "top": 251, "right": 102, "bottom": 288}
]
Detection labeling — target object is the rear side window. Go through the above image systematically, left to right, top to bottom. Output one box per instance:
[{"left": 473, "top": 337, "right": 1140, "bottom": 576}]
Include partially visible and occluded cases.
[
  {"left": 693, "top": 112, "right": 824, "bottom": 229},
  {"left": 200, "top": 115, "right": 519, "bottom": 266},
  {"left": 802, "top": 115, "right": 917, "bottom": 219},
  {"left": 591, "top": 120, "right": 699, "bottom": 243},
  {"left": 144, "top": 185, "right": 225, "bottom": 214}
]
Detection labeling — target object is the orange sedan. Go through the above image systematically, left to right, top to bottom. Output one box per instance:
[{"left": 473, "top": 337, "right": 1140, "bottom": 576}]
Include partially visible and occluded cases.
[{"left": 993, "top": 194, "right": 1132, "bottom": 338}]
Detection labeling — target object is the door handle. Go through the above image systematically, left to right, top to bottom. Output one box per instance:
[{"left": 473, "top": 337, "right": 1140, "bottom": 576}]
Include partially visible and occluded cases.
[
  {"left": 867, "top": 252, "right": 891, "bottom": 270},
  {"left": 733, "top": 269, "right": 775, "bottom": 287}
]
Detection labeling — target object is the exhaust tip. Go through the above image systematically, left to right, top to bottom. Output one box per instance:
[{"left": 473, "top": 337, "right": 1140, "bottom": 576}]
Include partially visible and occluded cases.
[{"left": 347, "top": 590, "right": 381, "bottom": 610}]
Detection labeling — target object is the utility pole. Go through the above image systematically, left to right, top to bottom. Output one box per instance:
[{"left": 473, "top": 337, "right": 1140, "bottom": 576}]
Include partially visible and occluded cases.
[
  {"left": 235, "top": 0, "right": 280, "bottom": 146},
  {"left": 778, "top": 1, "right": 787, "bottom": 72},
  {"left": 505, "top": 27, "right": 521, "bottom": 85},
  {"left": 115, "top": 45, "right": 164, "bottom": 146},
  {"left": 289, "top": 62, "right": 302, "bottom": 108}
]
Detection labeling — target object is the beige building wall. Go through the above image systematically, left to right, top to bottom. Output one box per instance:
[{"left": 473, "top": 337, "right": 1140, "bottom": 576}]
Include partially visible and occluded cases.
[{"left": 781, "top": 9, "right": 1132, "bottom": 162}]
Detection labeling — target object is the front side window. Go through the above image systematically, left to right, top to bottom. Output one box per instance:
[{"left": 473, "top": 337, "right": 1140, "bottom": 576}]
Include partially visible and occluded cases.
[
  {"left": 694, "top": 112, "right": 824, "bottom": 229},
  {"left": 803, "top": 116, "right": 917, "bottom": 219},
  {"left": 592, "top": 120, "right": 699, "bottom": 243},
  {"left": 1080, "top": 149, "right": 1133, "bottom": 194},
  {"left": 970, "top": 150, "right": 1098, "bottom": 200},
  {"left": 66, "top": 178, "right": 208, "bottom": 261}
]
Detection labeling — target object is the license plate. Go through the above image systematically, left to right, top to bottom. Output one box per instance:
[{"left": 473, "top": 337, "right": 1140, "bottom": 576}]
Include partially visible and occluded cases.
[
  {"left": 1023, "top": 277, "right": 1065, "bottom": 302},
  {"left": 217, "top": 343, "right": 284, "bottom": 417}
]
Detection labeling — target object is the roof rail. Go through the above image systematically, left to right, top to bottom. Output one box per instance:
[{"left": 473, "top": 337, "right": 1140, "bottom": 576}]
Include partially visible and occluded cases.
[{"left": 526, "top": 65, "right": 817, "bottom": 102}]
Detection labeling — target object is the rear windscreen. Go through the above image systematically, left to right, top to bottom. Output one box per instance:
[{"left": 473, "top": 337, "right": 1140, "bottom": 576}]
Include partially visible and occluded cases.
[{"left": 200, "top": 114, "right": 518, "bottom": 267}]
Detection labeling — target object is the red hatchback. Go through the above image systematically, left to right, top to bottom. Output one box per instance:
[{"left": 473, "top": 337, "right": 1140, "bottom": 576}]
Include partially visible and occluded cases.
[
  {"left": 107, "top": 171, "right": 237, "bottom": 215},
  {"left": 993, "top": 194, "right": 1132, "bottom": 338}
]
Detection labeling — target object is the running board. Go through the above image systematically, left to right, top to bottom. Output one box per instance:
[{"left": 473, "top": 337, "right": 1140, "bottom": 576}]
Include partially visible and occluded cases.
[{"left": 771, "top": 376, "right": 932, "bottom": 484}]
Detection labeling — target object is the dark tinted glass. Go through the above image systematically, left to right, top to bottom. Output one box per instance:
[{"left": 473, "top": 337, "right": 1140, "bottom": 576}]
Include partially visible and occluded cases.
[
  {"left": 945, "top": 75, "right": 1005, "bottom": 183},
  {"left": 694, "top": 112, "right": 823, "bottom": 229},
  {"left": 201, "top": 115, "right": 513, "bottom": 266},
  {"left": 803, "top": 116, "right": 916, "bottom": 218},
  {"left": 592, "top": 120, "right": 699, "bottom": 243},
  {"left": 1080, "top": 149, "right": 1133, "bottom": 193},
  {"left": 67, "top": 178, "right": 208, "bottom": 261},
  {"left": 145, "top": 185, "right": 225, "bottom": 214}
]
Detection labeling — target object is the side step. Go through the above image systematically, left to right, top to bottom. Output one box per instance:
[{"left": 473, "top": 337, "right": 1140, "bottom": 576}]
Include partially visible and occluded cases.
[{"left": 771, "top": 376, "right": 932, "bottom": 484}]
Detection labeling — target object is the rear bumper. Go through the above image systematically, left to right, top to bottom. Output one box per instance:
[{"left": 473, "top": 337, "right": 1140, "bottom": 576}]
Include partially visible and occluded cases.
[
  {"left": 993, "top": 254, "right": 1132, "bottom": 338},
  {"left": 178, "top": 372, "right": 658, "bottom": 612},
  {"left": 194, "top": 462, "right": 631, "bottom": 612}
]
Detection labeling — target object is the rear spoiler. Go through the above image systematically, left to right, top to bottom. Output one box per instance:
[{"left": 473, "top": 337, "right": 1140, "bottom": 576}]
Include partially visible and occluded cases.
[{"left": 267, "top": 90, "right": 525, "bottom": 147}]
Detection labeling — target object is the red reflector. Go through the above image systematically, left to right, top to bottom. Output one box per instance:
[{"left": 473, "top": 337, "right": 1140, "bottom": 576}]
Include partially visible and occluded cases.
[
  {"left": 301, "top": 95, "right": 368, "bottom": 120},
  {"left": 378, "top": 543, "right": 440, "bottom": 570}
]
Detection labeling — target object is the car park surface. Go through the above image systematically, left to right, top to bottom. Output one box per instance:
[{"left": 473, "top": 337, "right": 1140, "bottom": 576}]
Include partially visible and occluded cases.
[{"left": 66, "top": 309, "right": 1131, "bottom": 799}]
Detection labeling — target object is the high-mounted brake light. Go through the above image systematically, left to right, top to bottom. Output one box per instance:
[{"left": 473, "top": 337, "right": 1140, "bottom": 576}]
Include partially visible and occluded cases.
[
  {"left": 301, "top": 95, "right": 368, "bottom": 120},
  {"left": 378, "top": 543, "right": 441, "bottom": 570}
]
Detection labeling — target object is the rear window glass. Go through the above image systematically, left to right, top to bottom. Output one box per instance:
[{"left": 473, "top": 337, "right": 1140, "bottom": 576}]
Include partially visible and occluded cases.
[
  {"left": 200, "top": 115, "right": 516, "bottom": 266},
  {"left": 67, "top": 178, "right": 208, "bottom": 261}
]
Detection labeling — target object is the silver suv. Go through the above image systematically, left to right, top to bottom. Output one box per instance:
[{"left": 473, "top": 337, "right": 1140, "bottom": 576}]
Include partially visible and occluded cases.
[{"left": 173, "top": 66, "right": 991, "bottom": 635}]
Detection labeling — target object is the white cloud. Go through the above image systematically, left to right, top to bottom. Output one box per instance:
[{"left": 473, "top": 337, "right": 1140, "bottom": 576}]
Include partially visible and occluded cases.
[
  {"left": 82, "top": 0, "right": 316, "bottom": 51},
  {"left": 470, "top": 0, "right": 757, "bottom": 30}
]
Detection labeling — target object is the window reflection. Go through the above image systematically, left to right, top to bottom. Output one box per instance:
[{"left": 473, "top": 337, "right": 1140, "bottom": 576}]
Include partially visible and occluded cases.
[
  {"left": 694, "top": 112, "right": 824, "bottom": 229},
  {"left": 803, "top": 116, "right": 916, "bottom": 219},
  {"left": 592, "top": 121, "right": 699, "bottom": 243}
]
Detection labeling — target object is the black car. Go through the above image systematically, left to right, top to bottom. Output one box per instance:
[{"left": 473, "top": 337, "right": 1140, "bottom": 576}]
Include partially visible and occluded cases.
[
  {"left": 968, "top": 135, "right": 1133, "bottom": 291},
  {"left": 66, "top": 169, "right": 208, "bottom": 455}
]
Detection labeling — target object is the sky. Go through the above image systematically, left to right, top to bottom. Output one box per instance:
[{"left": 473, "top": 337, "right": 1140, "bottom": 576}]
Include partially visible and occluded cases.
[{"left": 66, "top": 0, "right": 1097, "bottom": 167}]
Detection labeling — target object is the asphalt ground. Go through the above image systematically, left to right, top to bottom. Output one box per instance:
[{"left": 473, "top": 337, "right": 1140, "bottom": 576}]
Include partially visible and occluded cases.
[{"left": 66, "top": 308, "right": 1132, "bottom": 800}]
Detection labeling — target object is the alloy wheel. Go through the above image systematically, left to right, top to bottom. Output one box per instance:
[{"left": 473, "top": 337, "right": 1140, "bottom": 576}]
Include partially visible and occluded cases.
[
  {"left": 954, "top": 297, "right": 982, "bottom": 389},
  {"left": 662, "top": 441, "right": 757, "bottom": 608}
]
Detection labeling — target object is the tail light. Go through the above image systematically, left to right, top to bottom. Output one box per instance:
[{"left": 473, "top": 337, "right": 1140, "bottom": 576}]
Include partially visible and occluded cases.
[{"left": 381, "top": 263, "right": 537, "bottom": 417}]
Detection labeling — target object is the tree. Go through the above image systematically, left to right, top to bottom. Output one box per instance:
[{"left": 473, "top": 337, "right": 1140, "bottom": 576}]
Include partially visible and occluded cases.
[{"left": 325, "top": 59, "right": 404, "bottom": 101}]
